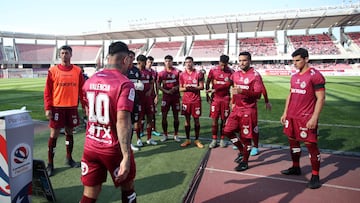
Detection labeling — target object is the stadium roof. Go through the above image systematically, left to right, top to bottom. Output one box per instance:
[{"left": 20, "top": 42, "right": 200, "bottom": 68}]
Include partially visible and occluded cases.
[{"left": 1, "top": 5, "right": 360, "bottom": 41}]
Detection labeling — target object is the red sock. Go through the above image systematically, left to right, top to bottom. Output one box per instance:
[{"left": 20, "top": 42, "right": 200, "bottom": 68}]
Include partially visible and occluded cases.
[
  {"left": 211, "top": 123, "right": 218, "bottom": 139},
  {"left": 185, "top": 125, "right": 190, "bottom": 139},
  {"left": 195, "top": 125, "right": 200, "bottom": 140},
  {"left": 146, "top": 126, "right": 152, "bottom": 140},
  {"left": 224, "top": 131, "right": 243, "bottom": 152},
  {"left": 252, "top": 133, "right": 259, "bottom": 148},
  {"left": 65, "top": 134, "right": 73, "bottom": 160},
  {"left": 48, "top": 137, "right": 57, "bottom": 164},
  {"left": 242, "top": 138, "right": 252, "bottom": 163},
  {"left": 289, "top": 139, "right": 301, "bottom": 168},
  {"left": 306, "top": 142, "right": 320, "bottom": 175},
  {"left": 122, "top": 189, "right": 136, "bottom": 203},
  {"left": 80, "top": 195, "right": 96, "bottom": 203}
]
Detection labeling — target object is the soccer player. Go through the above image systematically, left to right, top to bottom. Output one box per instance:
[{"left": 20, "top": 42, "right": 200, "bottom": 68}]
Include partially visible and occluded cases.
[
  {"left": 80, "top": 41, "right": 137, "bottom": 203},
  {"left": 44, "top": 45, "right": 85, "bottom": 177},
  {"left": 280, "top": 48, "right": 325, "bottom": 189},
  {"left": 126, "top": 51, "right": 143, "bottom": 150},
  {"left": 223, "top": 51, "right": 264, "bottom": 172},
  {"left": 136, "top": 54, "right": 157, "bottom": 145},
  {"left": 157, "top": 55, "right": 181, "bottom": 142},
  {"left": 206, "top": 55, "right": 234, "bottom": 148},
  {"left": 146, "top": 56, "right": 161, "bottom": 137},
  {"left": 179, "top": 56, "right": 205, "bottom": 148}
]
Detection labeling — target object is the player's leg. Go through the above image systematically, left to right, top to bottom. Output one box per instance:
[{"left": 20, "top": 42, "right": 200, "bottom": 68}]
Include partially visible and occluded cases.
[
  {"left": 160, "top": 99, "right": 170, "bottom": 142},
  {"left": 172, "top": 99, "right": 180, "bottom": 137},
  {"left": 219, "top": 100, "right": 230, "bottom": 148},
  {"left": 209, "top": 101, "right": 219, "bottom": 148},
  {"left": 135, "top": 104, "right": 144, "bottom": 147},
  {"left": 47, "top": 107, "right": 64, "bottom": 176},
  {"left": 64, "top": 108, "right": 81, "bottom": 168},
  {"left": 250, "top": 109, "right": 259, "bottom": 156},
  {"left": 223, "top": 110, "right": 244, "bottom": 163},
  {"left": 181, "top": 112, "right": 192, "bottom": 147},
  {"left": 145, "top": 113, "right": 157, "bottom": 145},
  {"left": 193, "top": 117, "right": 204, "bottom": 148},
  {"left": 234, "top": 137, "right": 251, "bottom": 171},
  {"left": 281, "top": 137, "right": 302, "bottom": 175},
  {"left": 305, "top": 141, "right": 321, "bottom": 189},
  {"left": 121, "top": 181, "right": 137, "bottom": 203},
  {"left": 80, "top": 185, "right": 102, "bottom": 203}
]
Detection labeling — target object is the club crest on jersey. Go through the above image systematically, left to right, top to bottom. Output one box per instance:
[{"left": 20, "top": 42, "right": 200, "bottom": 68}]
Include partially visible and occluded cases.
[
  {"left": 135, "top": 73, "right": 139, "bottom": 78},
  {"left": 172, "top": 74, "right": 175, "bottom": 79},
  {"left": 220, "top": 74, "right": 224, "bottom": 78},
  {"left": 224, "top": 77, "right": 229, "bottom": 81},
  {"left": 244, "top": 78, "right": 249, "bottom": 84},
  {"left": 192, "top": 79, "right": 197, "bottom": 84},
  {"left": 300, "top": 81, "right": 306, "bottom": 89},
  {"left": 243, "top": 128, "right": 249, "bottom": 135}
]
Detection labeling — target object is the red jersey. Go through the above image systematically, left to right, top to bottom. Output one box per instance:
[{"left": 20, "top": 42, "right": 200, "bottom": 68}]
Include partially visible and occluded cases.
[
  {"left": 44, "top": 64, "right": 85, "bottom": 110},
  {"left": 207, "top": 65, "right": 234, "bottom": 101},
  {"left": 148, "top": 67, "right": 158, "bottom": 97},
  {"left": 287, "top": 67, "right": 325, "bottom": 118},
  {"left": 139, "top": 68, "right": 153, "bottom": 94},
  {"left": 158, "top": 68, "right": 181, "bottom": 99},
  {"left": 231, "top": 68, "right": 263, "bottom": 109},
  {"left": 82, "top": 69, "right": 135, "bottom": 155},
  {"left": 180, "top": 69, "right": 204, "bottom": 103}
]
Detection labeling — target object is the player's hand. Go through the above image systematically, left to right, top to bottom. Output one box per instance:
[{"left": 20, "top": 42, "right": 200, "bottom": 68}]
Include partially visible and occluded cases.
[
  {"left": 154, "top": 95, "right": 158, "bottom": 105},
  {"left": 265, "top": 102, "right": 272, "bottom": 111},
  {"left": 45, "top": 110, "right": 52, "bottom": 120},
  {"left": 280, "top": 114, "right": 286, "bottom": 125},
  {"left": 306, "top": 117, "right": 317, "bottom": 129},
  {"left": 115, "top": 159, "right": 130, "bottom": 184}
]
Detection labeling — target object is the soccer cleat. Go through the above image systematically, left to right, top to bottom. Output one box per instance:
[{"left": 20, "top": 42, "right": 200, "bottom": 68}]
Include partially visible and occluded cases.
[
  {"left": 152, "top": 131, "right": 161, "bottom": 136},
  {"left": 160, "top": 135, "right": 168, "bottom": 142},
  {"left": 173, "top": 136, "right": 181, "bottom": 142},
  {"left": 136, "top": 139, "right": 144, "bottom": 147},
  {"left": 146, "top": 139, "right": 158, "bottom": 145},
  {"left": 181, "top": 139, "right": 191, "bottom": 147},
  {"left": 209, "top": 139, "right": 218, "bottom": 148},
  {"left": 220, "top": 139, "right": 227, "bottom": 148},
  {"left": 194, "top": 140, "right": 204, "bottom": 149},
  {"left": 131, "top": 144, "right": 139, "bottom": 151},
  {"left": 232, "top": 145, "right": 238, "bottom": 150},
  {"left": 250, "top": 147, "right": 259, "bottom": 156},
  {"left": 234, "top": 153, "right": 243, "bottom": 163},
  {"left": 65, "top": 158, "right": 80, "bottom": 168},
  {"left": 235, "top": 162, "right": 249, "bottom": 171},
  {"left": 46, "top": 163, "right": 54, "bottom": 177},
  {"left": 281, "top": 167, "right": 302, "bottom": 175},
  {"left": 308, "top": 175, "right": 321, "bottom": 189}
]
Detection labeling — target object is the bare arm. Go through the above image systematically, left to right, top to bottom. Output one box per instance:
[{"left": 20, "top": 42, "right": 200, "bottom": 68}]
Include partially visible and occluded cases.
[
  {"left": 306, "top": 90, "right": 325, "bottom": 129},
  {"left": 115, "top": 110, "right": 132, "bottom": 183}
]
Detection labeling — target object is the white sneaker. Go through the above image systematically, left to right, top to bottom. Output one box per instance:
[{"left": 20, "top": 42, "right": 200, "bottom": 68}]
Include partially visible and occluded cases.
[
  {"left": 160, "top": 135, "right": 168, "bottom": 142},
  {"left": 174, "top": 136, "right": 181, "bottom": 142},
  {"left": 136, "top": 139, "right": 143, "bottom": 147},
  {"left": 146, "top": 139, "right": 158, "bottom": 145},
  {"left": 131, "top": 144, "right": 139, "bottom": 151}
]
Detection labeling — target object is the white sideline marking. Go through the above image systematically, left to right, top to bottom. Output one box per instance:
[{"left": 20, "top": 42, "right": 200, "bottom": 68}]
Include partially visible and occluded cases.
[{"left": 205, "top": 167, "right": 360, "bottom": 192}]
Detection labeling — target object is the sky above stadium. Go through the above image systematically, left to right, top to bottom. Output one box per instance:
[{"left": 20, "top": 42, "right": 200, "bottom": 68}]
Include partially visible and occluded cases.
[{"left": 0, "top": 0, "right": 355, "bottom": 35}]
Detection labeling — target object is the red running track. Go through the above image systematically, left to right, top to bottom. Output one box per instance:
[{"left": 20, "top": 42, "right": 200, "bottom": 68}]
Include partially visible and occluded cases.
[{"left": 193, "top": 147, "right": 360, "bottom": 203}]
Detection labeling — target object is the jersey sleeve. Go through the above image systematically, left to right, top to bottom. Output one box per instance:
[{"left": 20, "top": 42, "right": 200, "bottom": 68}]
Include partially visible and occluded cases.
[
  {"left": 44, "top": 68, "right": 54, "bottom": 110},
  {"left": 312, "top": 71, "right": 326, "bottom": 91},
  {"left": 117, "top": 81, "right": 135, "bottom": 112}
]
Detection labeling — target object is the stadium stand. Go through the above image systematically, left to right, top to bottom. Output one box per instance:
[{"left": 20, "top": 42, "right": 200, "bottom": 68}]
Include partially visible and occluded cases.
[
  {"left": 346, "top": 32, "right": 360, "bottom": 47},
  {"left": 288, "top": 34, "right": 340, "bottom": 55},
  {"left": 239, "top": 37, "right": 277, "bottom": 56},
  {"left": 190, "top": 39, "right": 226, "bottom": 58},
  {"left": 147, "top": 41, "right": 183, "bottom": 59},
  {"left": 0, "top": 43, "right": 4, "bottom": 62},
  {"left": 15, "top": 43, "right": 55, "bottom": 63},
  {"left": 128, "top": 43, "right": 146, "bottom": 56},
  {"left": 69, "top": 45, "right": 102, "bottom": 63}
]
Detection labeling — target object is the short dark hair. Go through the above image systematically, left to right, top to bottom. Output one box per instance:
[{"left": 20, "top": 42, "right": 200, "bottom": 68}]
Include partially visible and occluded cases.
[
  {"left": 108, "top": 41, "right": 129, "bottom": 56},
  {"left": 59, "top": 45, "right": 72, "bottom": 54},
  {"left": 292, "top": 48, "right": 309, "bottom": 59},
  {"left": 128, "top": 50, "right": 135, "bottom": 56},
  {"left": 239, "top": 51, "right": 251, "bottom": 61},
  {"left": 136, "top": 54, "right": 147, "bottom": 62},
  {"left": 220, "top": 54, "right": 229, "bottom": 63},
  {"left": 164, "top": 55, "right": 173, "bottom": 60},
  {"left": 147, "top": 56, "right": 154, "bottom": 61},
  {"left": 185, "top": 56, "right": 193, "bottom": 61}
]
